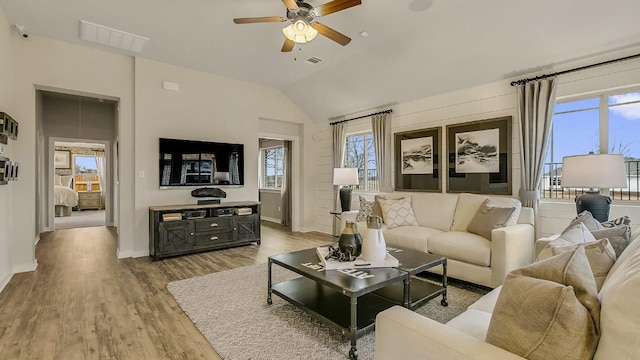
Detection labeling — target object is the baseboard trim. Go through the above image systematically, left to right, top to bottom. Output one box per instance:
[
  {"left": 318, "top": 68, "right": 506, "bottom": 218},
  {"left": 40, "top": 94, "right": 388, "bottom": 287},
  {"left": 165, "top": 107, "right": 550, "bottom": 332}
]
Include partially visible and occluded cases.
[
  {"left": 260, "top": 216, "right": 281, "bottom": 224},
  {"left": 34, "top": 235, "right": 40, "bottom": 246},
  {"left": 117, "top": 249, "right": 134, "bottom": 259},
  {"left": 133, "top": 250, "right": 149, "bottom": 258},
  {"left": 13, "top": 260, "right": 38, "bottom": 274},
  {"left": 0, "top": 272, "right": 13, "bottom": 294}
]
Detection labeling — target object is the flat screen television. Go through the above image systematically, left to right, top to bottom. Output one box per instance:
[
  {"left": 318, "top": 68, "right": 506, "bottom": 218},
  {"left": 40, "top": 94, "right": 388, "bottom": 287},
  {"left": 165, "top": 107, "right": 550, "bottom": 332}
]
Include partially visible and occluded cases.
[{"left": 159, "top": 138, "right": 244, "bottom": 187}]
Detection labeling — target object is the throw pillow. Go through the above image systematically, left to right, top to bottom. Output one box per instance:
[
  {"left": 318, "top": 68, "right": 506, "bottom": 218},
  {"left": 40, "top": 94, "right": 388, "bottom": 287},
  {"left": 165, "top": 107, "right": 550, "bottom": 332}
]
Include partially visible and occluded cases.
[
  {"left": 54, "top": 174, "right": 63, "bottom": 186},
  {"left": 60, "top": 175, "right": 73, "bottom": 188},
  {"left": 355, "top": 196, "right": 375, "bottom": 222},
  {"left": 378, "top": 197, "right": 419, "bottom": 229},
  {"left": 466, "top": 199, "right": 515, "bottom": 240},
  {"left": 569, "top": 210, "right": 605, "bottom": 232},
  {"left": 601, "top": 215, "right": 631, "bottom": 228},
  {"left": 536, "top": 222, "right": 597, "bottom": 261},
  {"left": 591, "top": 225, "right": 632, "bottom": 258},
  {"left": 550, "top": 238, "right": 616, "bottom": 291},
  {"left": 486, "top": 247, "right": 600, "bottom": 360}
]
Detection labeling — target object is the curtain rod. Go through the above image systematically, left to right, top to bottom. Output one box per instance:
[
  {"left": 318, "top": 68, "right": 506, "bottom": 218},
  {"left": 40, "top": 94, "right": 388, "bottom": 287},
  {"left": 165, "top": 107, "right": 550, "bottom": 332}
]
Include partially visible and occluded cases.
[
  {"left": 510, "top": 52, "right": 640, "bottom": 86},
  {"left": 329, "top": 109, "right": 393, "bottom": 126}
]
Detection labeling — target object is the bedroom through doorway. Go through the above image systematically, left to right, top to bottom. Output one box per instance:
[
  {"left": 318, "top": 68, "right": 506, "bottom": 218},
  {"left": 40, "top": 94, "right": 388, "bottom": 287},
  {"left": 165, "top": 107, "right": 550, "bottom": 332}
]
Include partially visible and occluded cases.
[{"left": 53, "top": 141, "right": 106, "bottom": 229}]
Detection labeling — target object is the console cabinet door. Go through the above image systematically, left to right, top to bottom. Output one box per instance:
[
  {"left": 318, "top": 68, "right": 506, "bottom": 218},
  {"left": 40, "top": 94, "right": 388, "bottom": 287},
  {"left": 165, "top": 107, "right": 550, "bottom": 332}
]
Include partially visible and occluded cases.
[
  {"left": 234, "top": 214, "right": 260, "bottom": 241},
  {"left": 158, "top": 220, "right": 194, "bottom": 254}
]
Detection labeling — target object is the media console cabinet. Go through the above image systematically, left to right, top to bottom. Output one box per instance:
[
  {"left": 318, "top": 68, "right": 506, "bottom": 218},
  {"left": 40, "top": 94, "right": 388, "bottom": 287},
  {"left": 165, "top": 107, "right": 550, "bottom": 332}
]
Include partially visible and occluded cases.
[{"left": 149, "top": 201, "right": 260, "bottom": 260}]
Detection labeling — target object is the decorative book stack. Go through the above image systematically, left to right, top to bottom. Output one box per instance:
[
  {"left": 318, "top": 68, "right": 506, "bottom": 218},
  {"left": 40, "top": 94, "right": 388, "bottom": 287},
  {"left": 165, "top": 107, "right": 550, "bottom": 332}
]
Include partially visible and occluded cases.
[{"left": 235, "top": 207, "right": 252, "bottom": 216}]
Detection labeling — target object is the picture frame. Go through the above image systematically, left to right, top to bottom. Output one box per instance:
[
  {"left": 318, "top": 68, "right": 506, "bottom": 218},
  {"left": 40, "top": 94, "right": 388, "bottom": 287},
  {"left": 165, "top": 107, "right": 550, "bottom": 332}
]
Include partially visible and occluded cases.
[
  {"left": 446, "top": 116, "right": 512, "bottom": 194},
  {"left": 394, "top": 127, "right": 441, "bottom": 192},
  {"left": 54, "top": 150, "right": 70, "bottom": 169}
]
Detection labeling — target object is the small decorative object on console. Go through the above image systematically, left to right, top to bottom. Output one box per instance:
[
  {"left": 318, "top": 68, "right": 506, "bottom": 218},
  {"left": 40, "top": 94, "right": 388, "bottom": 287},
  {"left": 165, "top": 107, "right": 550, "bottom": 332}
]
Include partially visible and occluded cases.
[{"left": 191, "top": 187, "right": 227, "bottom": 198}]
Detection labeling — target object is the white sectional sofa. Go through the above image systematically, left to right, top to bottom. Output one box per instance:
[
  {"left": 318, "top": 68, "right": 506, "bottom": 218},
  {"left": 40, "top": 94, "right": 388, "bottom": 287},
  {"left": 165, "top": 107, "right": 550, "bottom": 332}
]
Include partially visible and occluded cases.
[
  {"left": 344, "top": 192, "right": 535, "bottom": 288},
  {"left": 374, "top": 231, "right": 640, "bottom": 360}
]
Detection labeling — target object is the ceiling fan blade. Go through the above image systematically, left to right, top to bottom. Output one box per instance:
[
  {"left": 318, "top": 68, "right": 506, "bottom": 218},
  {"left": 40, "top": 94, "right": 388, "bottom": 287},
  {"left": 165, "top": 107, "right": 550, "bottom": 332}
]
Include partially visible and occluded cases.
[
  {"left": 282, "top": 0, "right": 299, "bottom": 10},
  {"left": 314, "top": 0, "right": 362, "bottom": 17},
  {"left": 233, "top": 16, "right": 286, "bottom": 24},
  {"left": 311, "top": 22, "right": 351, "bottom": 46},
  {"left": 281, "top": 38, "right": 295, "bottom": 52}
]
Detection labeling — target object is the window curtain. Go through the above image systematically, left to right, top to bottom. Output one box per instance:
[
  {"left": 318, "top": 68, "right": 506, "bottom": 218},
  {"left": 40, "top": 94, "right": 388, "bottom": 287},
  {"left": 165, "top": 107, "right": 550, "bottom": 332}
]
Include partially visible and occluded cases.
[
  {"left": 517, "top": 78, "right": 558, "bottom": 223},
  {"left": 371, "top": 112, "right": 393, "bottom": 192},
  {"left": 332, "top": 122, "right": 346, "bottom": 217},
  {"left": 281, "top": 141, "right": 292, "bottom": 228},
  {"left": 94, "top": 150, "right": 106, "bottom": 205}
]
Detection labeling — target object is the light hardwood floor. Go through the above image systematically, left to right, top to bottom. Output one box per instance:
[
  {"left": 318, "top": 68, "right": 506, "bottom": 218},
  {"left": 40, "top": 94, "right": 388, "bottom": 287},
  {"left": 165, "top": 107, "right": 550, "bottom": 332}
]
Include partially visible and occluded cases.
[{"left": 0, "top": 222, "right": 335, "bottom": 359}]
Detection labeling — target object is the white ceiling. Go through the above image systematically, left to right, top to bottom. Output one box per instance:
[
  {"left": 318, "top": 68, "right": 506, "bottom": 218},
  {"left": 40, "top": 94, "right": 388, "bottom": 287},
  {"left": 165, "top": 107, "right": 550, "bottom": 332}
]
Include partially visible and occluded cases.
[{"left": 2, "top": 0, "right": 640, "bottom": 122}]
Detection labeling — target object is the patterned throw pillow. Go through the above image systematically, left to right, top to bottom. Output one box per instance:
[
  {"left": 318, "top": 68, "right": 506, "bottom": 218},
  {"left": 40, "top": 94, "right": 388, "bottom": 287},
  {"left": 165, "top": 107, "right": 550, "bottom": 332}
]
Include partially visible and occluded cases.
[
  {"left": 355, "top": 196, "right": 375, "bottom": 222},
  {"left": 378, "top": 197, "right": 419, "bottom": 229},
  {"left": 601, "top": 215, "right": 631, "bottom": 228}
]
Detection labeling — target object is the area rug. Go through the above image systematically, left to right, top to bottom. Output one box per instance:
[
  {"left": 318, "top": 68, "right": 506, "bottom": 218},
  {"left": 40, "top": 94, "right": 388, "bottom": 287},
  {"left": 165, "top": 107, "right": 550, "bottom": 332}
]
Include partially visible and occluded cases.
[{"left": 167, "top": 264, "right": 489, "bottom": 360}]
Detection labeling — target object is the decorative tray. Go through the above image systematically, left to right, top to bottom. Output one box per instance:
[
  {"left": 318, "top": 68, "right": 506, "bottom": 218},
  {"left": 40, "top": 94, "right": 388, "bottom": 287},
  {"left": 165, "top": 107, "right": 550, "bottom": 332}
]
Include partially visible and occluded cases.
[{"left": 315, "top": 246, "right": 399, "bottom": 270}]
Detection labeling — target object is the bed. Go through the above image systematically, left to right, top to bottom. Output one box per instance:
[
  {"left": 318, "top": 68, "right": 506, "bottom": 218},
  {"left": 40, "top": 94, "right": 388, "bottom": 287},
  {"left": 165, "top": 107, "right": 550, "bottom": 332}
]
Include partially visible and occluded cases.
[{"left": 54, "top": 175, "right": 78, "bottom": 217}]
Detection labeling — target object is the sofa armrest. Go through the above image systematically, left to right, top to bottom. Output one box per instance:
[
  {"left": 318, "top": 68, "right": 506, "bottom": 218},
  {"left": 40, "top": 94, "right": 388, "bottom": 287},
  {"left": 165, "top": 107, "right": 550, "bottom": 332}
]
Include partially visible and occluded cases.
[
  {"left": 490, "top": 224, "right": 535, "bottom": 287},
  {"left": 375, "top": 306, "right": 525, "bottom": 360}
]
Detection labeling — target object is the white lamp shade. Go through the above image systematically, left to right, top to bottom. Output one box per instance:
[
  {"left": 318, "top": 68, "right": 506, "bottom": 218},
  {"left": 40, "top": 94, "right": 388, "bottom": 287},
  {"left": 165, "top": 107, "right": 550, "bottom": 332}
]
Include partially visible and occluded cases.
[
  {"left": 561, "top": 154, "right": 627, "bottom": 189},
  {"left": 333, "top": 168, "right": 359, "bottom": 186}
]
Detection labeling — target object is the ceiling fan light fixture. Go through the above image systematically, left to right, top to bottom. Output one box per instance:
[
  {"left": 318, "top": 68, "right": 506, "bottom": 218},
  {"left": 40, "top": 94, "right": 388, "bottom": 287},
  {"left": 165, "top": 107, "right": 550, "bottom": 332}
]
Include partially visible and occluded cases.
[{"left": 282, "top": 20, "right": 318, "bottom": 44}]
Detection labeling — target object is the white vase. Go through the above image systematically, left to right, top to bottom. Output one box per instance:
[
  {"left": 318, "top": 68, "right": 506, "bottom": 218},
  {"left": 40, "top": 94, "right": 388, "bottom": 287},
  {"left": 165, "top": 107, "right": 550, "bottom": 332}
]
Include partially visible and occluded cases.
[{"left": 361, "top": 215, "right": 387, "bottom": 262}]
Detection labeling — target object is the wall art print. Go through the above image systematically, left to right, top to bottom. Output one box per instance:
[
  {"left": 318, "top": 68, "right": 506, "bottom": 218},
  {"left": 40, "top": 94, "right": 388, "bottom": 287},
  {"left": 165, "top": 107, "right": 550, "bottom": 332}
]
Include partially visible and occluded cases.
[
  {"left": 446, "top": 116, "right": 511, "bottom": 195},
  {"left": 394, "top": 127, "right": 441, "bottom": 192},
  {"left": 455, "top": 128, "right": 500, "bottom": 173},
  {"left": 401, "top": 136, "right": 433, "bottom": 174}
]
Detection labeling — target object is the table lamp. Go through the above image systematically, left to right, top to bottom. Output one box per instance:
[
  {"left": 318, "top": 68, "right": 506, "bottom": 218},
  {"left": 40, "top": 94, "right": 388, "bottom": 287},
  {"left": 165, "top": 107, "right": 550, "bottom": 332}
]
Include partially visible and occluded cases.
[
  {"left": 561, "top": 153, "right": 627, "bottom": 222},
  {"left": 333, "top": 168, "right": 359, "bottom": 212}
]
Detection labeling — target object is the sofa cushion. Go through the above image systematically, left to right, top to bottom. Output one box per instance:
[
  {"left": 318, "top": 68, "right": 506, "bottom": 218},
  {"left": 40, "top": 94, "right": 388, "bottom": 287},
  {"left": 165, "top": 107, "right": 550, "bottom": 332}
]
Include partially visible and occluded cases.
[
  {"left": 410, "top": 192, "right": 458, "bottom": 231},
  {"left": 451, "top": 193, "right": 521, "bottom": 232},
  {"left": 355, "top": 195, "right": 375, "bottom": 222},
  {"left": 378, "top": 197, "right": 420, "bottom": 229},
  {"left": 466, "top": 199, "right": 515, "bottom": 240},
  {"left": 569, "top": 210, "right": 606, "bottom": 232},
  {"left": 536, "top": 222, "right": 597, "bottom": 261},
  {"left": 591, "top": 225, "right": 632, "bottom": 258},
  {"left": 384, "top": 226, "right": 442, "bottom": 253},
  {"left": 428, "top": 231, "right": 491, "bottom": 267},
  {"left": 595, "top": 236, "right": 640, "bottom": 359},
  {"left": 551, "top": 238, "right": 617, "bottom": 291},
  {"left": 486, "top": 247, "right": 600, "bottom": 360},
  {"left": 446, "top": 309, "right": 492, "bottom": 341}
]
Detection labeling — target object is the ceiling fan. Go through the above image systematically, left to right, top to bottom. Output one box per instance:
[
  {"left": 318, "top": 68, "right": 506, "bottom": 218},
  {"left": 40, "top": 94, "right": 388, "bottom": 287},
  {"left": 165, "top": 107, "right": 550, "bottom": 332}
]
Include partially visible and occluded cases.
[{"left": 233, "top": 0, "right": 362, "bottom": 52}]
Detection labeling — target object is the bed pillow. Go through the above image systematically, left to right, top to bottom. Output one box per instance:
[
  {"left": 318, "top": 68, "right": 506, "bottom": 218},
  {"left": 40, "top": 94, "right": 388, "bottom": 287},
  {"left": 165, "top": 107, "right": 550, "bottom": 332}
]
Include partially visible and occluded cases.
[
  {"left": 54, "top": 174, "right": 63, "bottom": 186},
  {"left": 60, "top": 175, "right": 73, "bottom": 188},
  {"left": 355, "top": 196, "right": 375, "bottom": 222},
  {"left": 378, "top": 197, "right": 419, "bottom": 229},
  {"left": 466, "top": 199, "right": 515, "bottom": 240},
  {"left": 486, "top": 247, "right": 600, "bottom": 360}
]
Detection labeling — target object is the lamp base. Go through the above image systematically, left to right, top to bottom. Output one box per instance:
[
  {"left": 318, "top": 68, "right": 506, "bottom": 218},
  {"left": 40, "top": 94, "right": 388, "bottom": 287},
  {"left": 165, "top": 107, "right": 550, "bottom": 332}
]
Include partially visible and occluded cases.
[
  {"left": 339, "top": 186, "right": 352, "bottom": 212},
  {"left": 575, "top": 191, "right": 612, "bottom": 223}
]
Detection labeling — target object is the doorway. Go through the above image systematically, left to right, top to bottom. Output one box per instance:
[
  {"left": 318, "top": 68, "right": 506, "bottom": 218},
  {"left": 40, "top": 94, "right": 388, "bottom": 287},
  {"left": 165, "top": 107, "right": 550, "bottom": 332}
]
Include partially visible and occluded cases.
[
  {"left": 258, "top": 137, "right": 293, "bottom": 229},
  {"left": 53, "top": 141, "right": 107, "bottom": 229}
]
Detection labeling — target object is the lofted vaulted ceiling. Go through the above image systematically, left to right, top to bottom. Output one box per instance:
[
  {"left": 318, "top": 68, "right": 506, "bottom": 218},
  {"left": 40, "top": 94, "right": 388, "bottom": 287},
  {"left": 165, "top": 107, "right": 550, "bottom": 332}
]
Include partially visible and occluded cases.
[{"left": 2, "top": 0, "right": 640, "bottom": 122}]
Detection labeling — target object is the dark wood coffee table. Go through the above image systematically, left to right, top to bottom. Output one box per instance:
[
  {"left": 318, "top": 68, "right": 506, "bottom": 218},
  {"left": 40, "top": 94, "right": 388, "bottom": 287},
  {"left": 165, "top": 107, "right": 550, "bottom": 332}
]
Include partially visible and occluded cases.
[
  {"left": 374, "top": 246, "right": 448, "bottom": 309},
  {"left": 268, "top": 248, "right": 407, "bottom": 360}
]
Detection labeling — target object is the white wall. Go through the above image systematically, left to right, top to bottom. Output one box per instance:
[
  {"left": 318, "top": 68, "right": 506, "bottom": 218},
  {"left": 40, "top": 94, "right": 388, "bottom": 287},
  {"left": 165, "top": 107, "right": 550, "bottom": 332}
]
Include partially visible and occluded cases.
[
  {"left": 0, "top": 7, "right": 15, "bottom": 290},
  {"left": 10, "top": 35, "right": 135, "bottom": 267},
  {"left": 313, "top": 51, "right": 640, "bottom": 236},
  {"left": 133, "top": 58, "right": 312, "bottom": 256}
]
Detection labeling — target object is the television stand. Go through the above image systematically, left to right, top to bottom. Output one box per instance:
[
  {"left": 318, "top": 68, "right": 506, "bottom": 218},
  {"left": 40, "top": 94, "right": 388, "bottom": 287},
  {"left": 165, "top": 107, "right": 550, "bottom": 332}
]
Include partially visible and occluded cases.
[{"left": 149, "top": 201, "right": 260, "bottom": 260}]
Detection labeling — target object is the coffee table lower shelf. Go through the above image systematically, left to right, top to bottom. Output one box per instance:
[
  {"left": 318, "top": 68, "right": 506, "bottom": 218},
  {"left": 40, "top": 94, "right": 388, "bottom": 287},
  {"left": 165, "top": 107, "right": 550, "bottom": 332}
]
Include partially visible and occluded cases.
[{"left": 271, "top": 277, "right": 399, "bottom": 337}]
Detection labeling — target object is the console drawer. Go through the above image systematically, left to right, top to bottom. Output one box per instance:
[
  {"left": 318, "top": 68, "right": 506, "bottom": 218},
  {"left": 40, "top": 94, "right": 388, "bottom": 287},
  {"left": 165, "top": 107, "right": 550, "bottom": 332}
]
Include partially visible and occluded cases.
[
  {"left": 194, "top": 217, "right": 233, "bottom": 232},
  {"left": 194, "top": 230, "right": 234, "bottom": 247}
]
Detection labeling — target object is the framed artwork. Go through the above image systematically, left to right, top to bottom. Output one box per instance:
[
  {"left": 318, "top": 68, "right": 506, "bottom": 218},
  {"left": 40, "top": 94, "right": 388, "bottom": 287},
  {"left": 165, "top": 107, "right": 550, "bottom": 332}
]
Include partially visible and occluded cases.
[
  {"left": 446, "top": 116, "right": 512, "bottom": 194},
  {"left": 394, "top": 127, "right": 441, "bottom": 192},
  {"left": 54, "top": 150, "right": 70, "bottom": 169}
]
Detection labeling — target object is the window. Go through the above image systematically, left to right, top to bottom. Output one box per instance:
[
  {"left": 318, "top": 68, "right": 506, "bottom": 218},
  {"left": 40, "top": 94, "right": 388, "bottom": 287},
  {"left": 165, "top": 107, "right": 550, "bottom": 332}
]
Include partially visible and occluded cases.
[
  {"left": 542, "top": 89, "right": 640, "bottom": 200},
  {"left": 344, "top": 132, "right": 377, "bottom": 191},
  {"left": 261, "top": 146, "right": 283, "bottom": 189},
  {"left": 74, "top": 155, "right": 100, "bottom": 191}
]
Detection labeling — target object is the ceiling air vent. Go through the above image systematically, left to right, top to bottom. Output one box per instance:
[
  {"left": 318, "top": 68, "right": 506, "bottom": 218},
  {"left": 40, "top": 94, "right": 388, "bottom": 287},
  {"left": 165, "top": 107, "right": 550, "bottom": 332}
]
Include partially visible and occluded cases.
[
  {"left": 80, "top": 20, "right": 149, "bottom": 53},
  {"left": 305, "top": 56, "right": 323, "bottom": 65}
]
